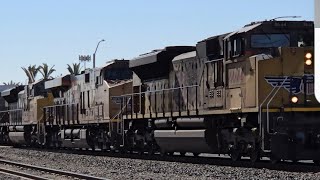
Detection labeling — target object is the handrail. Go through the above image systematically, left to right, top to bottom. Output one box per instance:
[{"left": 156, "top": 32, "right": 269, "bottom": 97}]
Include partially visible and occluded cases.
[
  {"left": 205, "top": 58, "right": 224, "bottom": 64},
  {"left": 259, "top": 76, "right": 288, "bottom": 151},
  {"left": 266, "top": 77, "right": 288, "bottom": 134},
  {"left": 259, "top": 83, "right": 278, "bottom": 149},
  {"left": 112, "top": 85, "right": 199, "bottom": 98},
  {"left": 259, "top": 88, "right": 277, "bottom": 124},
  {"left": 109, "top": 97, "right": 132, "bottom": 137},
  {"left": 44, "top": 103, "right": 78, "bottom": 109},
  {"left": 0, "top": 109, "right": 23, "bottom": 113},
  {"left": 0, "top": 109, "right": 23, "bottom": 125}
]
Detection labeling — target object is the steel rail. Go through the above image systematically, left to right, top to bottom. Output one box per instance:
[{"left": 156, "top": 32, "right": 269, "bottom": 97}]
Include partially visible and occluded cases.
[
  {"left": 0, "top": 159, "right": 109, "bottom": 180},
  {"left": 0, "top": 167, "right": 49, "bottom": 180}
]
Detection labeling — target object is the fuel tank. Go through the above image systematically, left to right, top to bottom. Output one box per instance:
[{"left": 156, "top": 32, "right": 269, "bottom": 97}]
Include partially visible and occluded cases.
[
  {"left": 154, "top": 129, "right": 216, "bottom": 153},
  {"left": 9, "top": 132, "right": 26, "bottom": 144}
]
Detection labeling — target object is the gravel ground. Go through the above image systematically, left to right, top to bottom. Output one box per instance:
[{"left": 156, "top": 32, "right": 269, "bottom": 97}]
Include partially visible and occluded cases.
[{"left": 0, "top": 146, "right": 320, "bottom": 180}]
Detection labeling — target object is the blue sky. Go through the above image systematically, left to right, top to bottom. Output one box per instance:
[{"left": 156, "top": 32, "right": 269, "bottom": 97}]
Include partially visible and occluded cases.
[{"left": 0, "top": 1, "right": 314, "bottom": 83}]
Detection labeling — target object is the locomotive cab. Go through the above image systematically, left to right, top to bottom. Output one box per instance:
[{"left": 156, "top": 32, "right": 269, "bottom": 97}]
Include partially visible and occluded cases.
[
  {"left": 221, "top": 20, "right": 317, "bottom": 161},
  {"left": 224, "top": 20, "right": 314, "bottom": 61}
]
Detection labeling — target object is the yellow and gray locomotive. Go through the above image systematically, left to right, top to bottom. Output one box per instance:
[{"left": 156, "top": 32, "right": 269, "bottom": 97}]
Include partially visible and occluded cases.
[
  {"left": 0, "top": 19, "right": 317, "bottom": 163},
  {"left": 121, "top": 20, "right": 316, "bottom": 163}
]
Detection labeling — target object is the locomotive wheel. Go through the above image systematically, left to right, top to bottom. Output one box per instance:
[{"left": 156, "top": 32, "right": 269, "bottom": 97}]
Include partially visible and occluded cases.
[
  {"left": 91, "top": 146, "right": 96, "bottom": 151},
  {"left": 119, "top": 147, "right": 126, "bottom": 154},
  {"left": 148, "top": 148, "right": 154, "bottom": 156},
  {"left": 250, "top": 148, "right": 260, "bottom": 163},
  {"left": 138, "top": 149, "right": 144, "bottom": 155},
  {"left": 230, "top": 149, "right": 241, "bottom": 161},
  {"left": 160, "top": 150, "right": 166, "bottom": 157},
  {"left": 180, "top": 152, "right": 186, "bottom": 156},
  {"left": 270, "top": 153, "right": 280, "bottom": 164}
]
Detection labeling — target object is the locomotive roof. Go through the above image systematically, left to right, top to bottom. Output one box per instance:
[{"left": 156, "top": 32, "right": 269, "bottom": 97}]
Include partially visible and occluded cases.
[
  {"left": 224, "top": 20, "right": 314, "bottom": 40},
  {"left": 224, "top": 22, "right": 262, "bottom": 40},
  {"left": 198, "top": 33, "right": 229, "bottom": 43},
  {"left": 130, "top": 46, "right": 195, "bottom": 68},
  {"left": 172, "top": 51, "right": 196, "bottom": 62},
  {"left": 80, "top": 59, "right": 129, "bottom": 76},
  {"left": 100, "top": 59, "right": 129, "bottom": 69},
  {"left": 45, "top": 74, "right": 71, "bottom": 90},
  {"left": 30, "top": 79, "right": 45, "bottom": 87},
  {"left": 0, "top": 85, "right": 16, "bottom": 93},
  {"left": 1, "top": 85, "right": 24, "bottom": 103},
  {"left": 1, "top": 85, "right": 24, "bottom": 96},
  {"left": 1, "top": 87, "right": 16, "bottom": 97}
]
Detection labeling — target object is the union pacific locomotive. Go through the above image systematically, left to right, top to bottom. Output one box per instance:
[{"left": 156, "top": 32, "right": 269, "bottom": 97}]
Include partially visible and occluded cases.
[{"left": 0, "top": 19, "right": 316, "bottom": 164}]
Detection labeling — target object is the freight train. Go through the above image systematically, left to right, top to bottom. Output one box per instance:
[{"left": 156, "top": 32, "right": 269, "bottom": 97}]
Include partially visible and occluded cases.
[{"left": 0, "top": 19, "right": 317, "bottom": 164}]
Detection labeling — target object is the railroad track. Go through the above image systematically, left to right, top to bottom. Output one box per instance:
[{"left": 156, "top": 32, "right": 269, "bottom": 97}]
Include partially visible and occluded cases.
[
  {"left": 4, "top": 145, "right": 320, "bottom": 177},
  {"left": 17, "top": 146, "right": 320, "bottom": 173},
  {"left": 0, "top": 159, "right": 109, "bottom": 180}
]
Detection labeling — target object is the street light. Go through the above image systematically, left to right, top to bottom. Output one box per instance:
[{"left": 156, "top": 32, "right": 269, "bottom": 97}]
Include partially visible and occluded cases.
[{"left": 93, "top": 39, "right": 105, "bottom": 68}]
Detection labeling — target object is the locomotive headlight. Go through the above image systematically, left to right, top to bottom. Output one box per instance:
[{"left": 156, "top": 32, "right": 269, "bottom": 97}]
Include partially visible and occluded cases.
[
  {"left": 304, "top": 52, "right": 313, "bottom": 66},
  {"left": 305, "top": 52, "right": 312, "bottom": 59},
  {"left": 306, "top": 59, "right": 313, "bottom": 66},
  {"left": 291, "top": 96, "right": 298, "bottom": 103}
]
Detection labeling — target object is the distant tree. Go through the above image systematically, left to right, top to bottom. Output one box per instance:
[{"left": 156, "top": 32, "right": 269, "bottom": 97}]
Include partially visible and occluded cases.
[
  {"left": 39, "top": 63, "right": 56, "bottom": 80},
  {"left": 67, "top": 63, "right": 82, "bottom": 75},
  {"left": 21, "top": 65, "right": 40, "bottom": 83},
  {"left": 3, "top": 80, "right": 21, "bottom": 86}
]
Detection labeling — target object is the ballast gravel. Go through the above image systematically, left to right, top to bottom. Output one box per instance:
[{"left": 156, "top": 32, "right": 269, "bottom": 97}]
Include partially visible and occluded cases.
[{"left": 0, "top": 146, "right": 319, "bottom": 180}]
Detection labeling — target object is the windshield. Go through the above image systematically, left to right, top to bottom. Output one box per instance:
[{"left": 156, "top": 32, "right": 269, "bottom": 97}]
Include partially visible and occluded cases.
[
  {"left": 298, "top": 33, "right": 313, "bottom": 47},
  {"left": 251, "top": 34, "right": 290, "bottom": 48}
]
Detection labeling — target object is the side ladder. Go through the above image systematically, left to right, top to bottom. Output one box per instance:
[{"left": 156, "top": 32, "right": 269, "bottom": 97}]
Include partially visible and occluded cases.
[{"left": 109, "top": 97, "right": 132, "bottom": 148}]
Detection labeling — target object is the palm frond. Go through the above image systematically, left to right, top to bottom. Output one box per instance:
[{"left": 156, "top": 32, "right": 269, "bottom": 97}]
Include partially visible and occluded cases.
[
  {"left": 39, "top": 63, "right": 56, "bottom": 80},
  {"left": 67, "top": 63, "right": 82, "bottom": 75},
  {"left": 3, "top": 81, "right": 21, "bottom": 86}
]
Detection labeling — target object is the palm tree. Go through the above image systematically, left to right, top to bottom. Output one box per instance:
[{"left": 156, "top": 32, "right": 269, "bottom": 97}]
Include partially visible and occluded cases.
[
  {"left": 39, "top": 63, "right": 56, "bottom": 80},
  {"left": 67, "top": 63, "right": 82, "bottom": 75},
  {"left": 21, "top": 65, "right": 40, "bottom": 83},
  {"left": 3, "top": 80, "right": 21, "bottom": 86}
]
